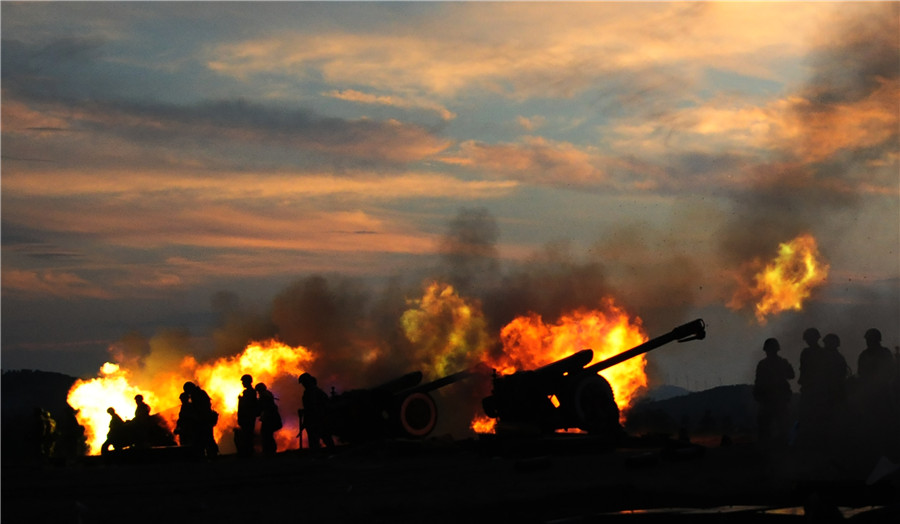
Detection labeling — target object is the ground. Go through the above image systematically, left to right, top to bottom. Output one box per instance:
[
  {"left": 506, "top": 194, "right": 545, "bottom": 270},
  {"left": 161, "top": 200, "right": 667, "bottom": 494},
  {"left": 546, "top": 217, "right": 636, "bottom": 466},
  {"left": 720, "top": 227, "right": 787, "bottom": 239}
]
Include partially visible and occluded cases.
[{"left": 2, "top": 435, "right": 898, "bottom": 523}]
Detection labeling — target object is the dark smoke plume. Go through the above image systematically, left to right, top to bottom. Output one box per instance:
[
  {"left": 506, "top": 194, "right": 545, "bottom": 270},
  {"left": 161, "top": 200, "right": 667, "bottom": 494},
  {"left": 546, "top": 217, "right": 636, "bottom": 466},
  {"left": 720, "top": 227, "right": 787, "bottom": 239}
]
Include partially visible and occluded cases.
[{"left": 718, "top": 3, "right": 899, "bottom": 276}]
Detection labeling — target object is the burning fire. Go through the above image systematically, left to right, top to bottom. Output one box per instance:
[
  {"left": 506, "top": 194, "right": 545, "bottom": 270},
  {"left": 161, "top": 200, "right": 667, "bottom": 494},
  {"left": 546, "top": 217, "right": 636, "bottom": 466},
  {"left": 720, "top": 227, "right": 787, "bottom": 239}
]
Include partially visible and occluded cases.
[
  {"left": 730, "top": 233, "right": 829, "bottom": 324},
  {"left": 401, "top": 281, "right": 491, "bottom": 379},
  {"left": 473, "top": 297, "right": 649, "bottom": 433},
  {"left": 68, "top": 339, "right": 314, "bottom": 455},
  {"left": 470, "top": 415, "right": 497, "bottom": 434}
]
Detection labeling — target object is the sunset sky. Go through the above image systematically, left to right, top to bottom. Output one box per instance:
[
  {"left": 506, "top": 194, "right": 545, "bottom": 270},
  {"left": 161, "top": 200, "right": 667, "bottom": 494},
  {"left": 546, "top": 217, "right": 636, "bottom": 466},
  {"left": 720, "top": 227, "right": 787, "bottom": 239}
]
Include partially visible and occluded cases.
[{"left": 2, "top": 2, "right": 898, "bottom": 391}]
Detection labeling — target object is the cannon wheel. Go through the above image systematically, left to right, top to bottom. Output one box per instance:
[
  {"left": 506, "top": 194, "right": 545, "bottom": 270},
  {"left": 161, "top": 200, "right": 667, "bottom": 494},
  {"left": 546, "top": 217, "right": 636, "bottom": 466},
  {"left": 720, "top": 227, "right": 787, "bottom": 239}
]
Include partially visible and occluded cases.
[
  {"left": 572, "top": 374, "right": 620, "bottom": 435},
  {"left": 398, "top": 392, "right": 437, "bottom": 437}
]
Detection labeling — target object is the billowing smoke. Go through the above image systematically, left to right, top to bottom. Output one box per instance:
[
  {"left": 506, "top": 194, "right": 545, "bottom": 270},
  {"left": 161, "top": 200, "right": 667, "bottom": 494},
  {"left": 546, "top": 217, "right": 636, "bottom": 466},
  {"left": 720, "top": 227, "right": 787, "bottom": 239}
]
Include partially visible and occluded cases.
[
  {"left": 718, "top": 3, "right": 899, "bottom": 308},
  {"left": 434, "top": 207, "right": 501, "bottom": 295}
]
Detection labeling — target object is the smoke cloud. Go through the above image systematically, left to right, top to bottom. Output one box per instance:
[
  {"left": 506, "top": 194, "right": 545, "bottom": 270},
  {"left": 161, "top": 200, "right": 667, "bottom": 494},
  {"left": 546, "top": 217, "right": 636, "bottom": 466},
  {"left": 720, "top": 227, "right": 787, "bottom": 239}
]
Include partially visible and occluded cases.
[{"left": 718, "top": 3, "right": 899, "bottom": 295}]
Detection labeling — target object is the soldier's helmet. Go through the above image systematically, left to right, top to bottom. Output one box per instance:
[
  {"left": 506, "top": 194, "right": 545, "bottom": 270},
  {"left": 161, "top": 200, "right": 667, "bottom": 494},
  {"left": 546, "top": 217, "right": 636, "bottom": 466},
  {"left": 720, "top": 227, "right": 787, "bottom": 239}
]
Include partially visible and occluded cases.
[
  {"left": 803, "top": 327, "right": 821, "bottom": 345},
  {"left": 864, "top": 328, "right": 882, "bottom": 344},
  {"left": 823, "top": 333, "right": 840, "bottom": 349},
  {"left": 763, "top": 338, "right": 780, "bottom": 353},
  {"left": 298, "top": 372, "right": 317, "bottom": 387},
  {"left": 241, "top": 374, "right": 253, "bottom": 386}
]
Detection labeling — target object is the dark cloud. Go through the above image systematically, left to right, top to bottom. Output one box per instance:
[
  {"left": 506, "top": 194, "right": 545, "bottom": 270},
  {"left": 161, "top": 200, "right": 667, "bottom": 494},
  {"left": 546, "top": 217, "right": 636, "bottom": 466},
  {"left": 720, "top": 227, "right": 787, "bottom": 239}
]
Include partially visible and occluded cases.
[
  {"left": 802, "top": 5, "right": 899, "bottom": 106},
  {"left": 3, "top": 37, "right": 450, "bottom": 167}
]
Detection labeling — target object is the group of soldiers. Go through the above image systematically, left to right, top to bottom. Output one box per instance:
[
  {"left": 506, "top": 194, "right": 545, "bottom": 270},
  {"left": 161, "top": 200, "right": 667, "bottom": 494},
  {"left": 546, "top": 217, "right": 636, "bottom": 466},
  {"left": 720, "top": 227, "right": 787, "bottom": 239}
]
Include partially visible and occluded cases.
[
  {"left": 753, "top": 327, "right": 899, "bottom": 458},
  {"left": 104, "top": 371, "right": 335, "bottom": 458},
  {"left": 235, "top": 372, "right": 334, "bottom": 457},
  {"left": 235, "top": 374, "right": 282, "bottom": 457},
  {"left": 103, "top": 383, "right": 215, "bottom": 456}
]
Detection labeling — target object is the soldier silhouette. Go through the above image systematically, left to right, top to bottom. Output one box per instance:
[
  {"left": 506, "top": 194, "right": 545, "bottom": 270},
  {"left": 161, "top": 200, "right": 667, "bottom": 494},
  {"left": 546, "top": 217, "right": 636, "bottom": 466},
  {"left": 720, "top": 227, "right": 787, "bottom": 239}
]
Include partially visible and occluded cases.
[
  {"left": 796, "top": 328, "right": 828, "bottom": 449},
  {"left": 841, "top": 328, "right": 900, "bottom": 465},
  {"left": 858, "top": 328, "right": 893, "bottom": 390},
  {"left": 822, "top": 333, "right": 849, "bottom": 405},
  {"left": 753, "top": 338, "right": 795, "bottom": 448},
  {"left": 298, "top": 373, "right": 334, "bottom": 450},
  {"left": 236, "top": 374, "right": 258, "bottom": 457},
  {"left": 183, "top": 381, "right": 219, "bottom": 459},
  {"left": 255, "top": 383, "right": 282, "bottom": 457},
  {"left": 174, "top": 392, "right": 196, "bottom": 448},
  {"left": 132, "top": 394, "right": 152, "bottom": 448},
  {"left": 31, "top": 407, "right": 57, "bottom": 459},
  {"left": 102, "top": 407, "right": 127, "bottom": 454}
]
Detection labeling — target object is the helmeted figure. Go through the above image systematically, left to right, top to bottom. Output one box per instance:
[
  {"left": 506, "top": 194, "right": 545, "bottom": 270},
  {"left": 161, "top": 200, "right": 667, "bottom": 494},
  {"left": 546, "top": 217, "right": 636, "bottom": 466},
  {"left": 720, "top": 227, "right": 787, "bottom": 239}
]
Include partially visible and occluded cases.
[
  {"left": 797, "top": 328, "right": 829, "bottom": 449},
  {"left": 848, "top": 328, "right": 900, "bottom": 460},
  {"left": 858, "top": 328, "right": 893, "bottom": 389},
  {"left": 821, "top": 333, "right": 849, "bottom": 406},
  {"left": 753, "top": 338, "right": 795, "bottom": 448},
  {"left": 298, "top": 373, "right": 334, "bottom": 450},
  {"left": 236, "top": 374, "right": 259, "bottom": 457},
  {"left": 183, "top": 381, "right": 219, "bottom": 459},
  {"left": 255, "top": 383, "right": 282, "bottom": 457},
  {"left": 174, "top": 392, "right": 196, "bottom": 448},
  {"left": 132, "top": 394, "right": 152, "bottom": 448},
  {"left": 101, "top": 407, "right": 127, "bottom": 454}
]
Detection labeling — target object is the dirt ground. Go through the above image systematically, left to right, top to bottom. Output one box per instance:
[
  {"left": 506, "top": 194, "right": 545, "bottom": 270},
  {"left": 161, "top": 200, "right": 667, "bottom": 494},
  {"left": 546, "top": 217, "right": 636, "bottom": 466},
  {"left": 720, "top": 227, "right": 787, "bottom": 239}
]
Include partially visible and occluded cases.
[{"left": 2, "top": 435, "right": 898, "bottom": 524}]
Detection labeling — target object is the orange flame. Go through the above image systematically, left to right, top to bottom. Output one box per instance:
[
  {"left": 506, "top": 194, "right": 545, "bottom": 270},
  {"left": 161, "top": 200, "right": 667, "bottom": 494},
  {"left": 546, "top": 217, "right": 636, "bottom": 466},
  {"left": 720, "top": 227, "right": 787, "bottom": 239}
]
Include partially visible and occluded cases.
[
  {"left": 730, "top": 234, "right": 830, "bottom": 325},
  {"left": 472, "top": 297, "right": 649, "bottom": 432},
  {"left": 68, "top": 339, "right": 315, "bottom": 455},
  {"left": 470, "top": 414, "right": 497, "bottom": 434}
]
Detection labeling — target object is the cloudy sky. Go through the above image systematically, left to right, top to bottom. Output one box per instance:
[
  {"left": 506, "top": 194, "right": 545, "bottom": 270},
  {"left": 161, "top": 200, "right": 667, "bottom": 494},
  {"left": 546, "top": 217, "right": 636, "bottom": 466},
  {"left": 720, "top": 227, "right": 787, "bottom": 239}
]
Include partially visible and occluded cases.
[{"left": 2, "top": 2, "right": 898, "bottom": 389}]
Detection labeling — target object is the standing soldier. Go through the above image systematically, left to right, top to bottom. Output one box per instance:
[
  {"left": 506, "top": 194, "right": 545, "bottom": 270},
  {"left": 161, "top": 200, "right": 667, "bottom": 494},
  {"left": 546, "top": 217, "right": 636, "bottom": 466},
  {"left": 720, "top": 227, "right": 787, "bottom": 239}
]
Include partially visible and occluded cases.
[
  {"left": 797, "top": 327, "right": 827, "bottom": 449},
  {"left": 857, "top": 328, "right": 893, "bottom": 390},
  {"left": 822, "top": 333, "right": 849, "bottom": 406},
  {"left": 753, "top": 338, "right": 795, "bottom": 448},
  {"left": 298, "top": 373, "right": 334, "bottom": 450},
  {"left": 236, "top": 374, "right": 258, "bottom": 457},
  {"left": 183, "top": 381, "right": 219, "bottom": 459},
  {"left": 255, "top": 383, "right": 282, "bottom": 457},
  {"left": 174, "top": 392, "right": 196, "bottom": 448},
  {"left": 133, "top": 394, "right": 152, "bottom": 448},
  {"left": 102, "top": 407, "right": 127, "bottom": 454}
]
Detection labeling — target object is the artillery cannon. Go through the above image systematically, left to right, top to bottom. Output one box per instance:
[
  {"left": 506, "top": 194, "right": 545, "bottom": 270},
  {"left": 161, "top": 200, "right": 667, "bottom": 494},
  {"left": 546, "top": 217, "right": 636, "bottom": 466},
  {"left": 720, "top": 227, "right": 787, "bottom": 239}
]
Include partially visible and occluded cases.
[
  {"left": 481, "top": 319, "right": 706, "bottom": 437},
  {"left": 327, "top": 369, "right": 474, "bottom": 444}
]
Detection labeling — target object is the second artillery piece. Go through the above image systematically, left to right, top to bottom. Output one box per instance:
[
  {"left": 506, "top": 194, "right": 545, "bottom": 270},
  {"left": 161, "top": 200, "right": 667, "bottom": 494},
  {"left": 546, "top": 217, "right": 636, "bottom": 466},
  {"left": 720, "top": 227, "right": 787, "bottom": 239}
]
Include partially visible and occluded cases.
[
  {"left": 481, "top": 318, "right": 706, "bottom": 438},
  {"left": 326, "top": 369, "right": 474, "bottom": 444}
]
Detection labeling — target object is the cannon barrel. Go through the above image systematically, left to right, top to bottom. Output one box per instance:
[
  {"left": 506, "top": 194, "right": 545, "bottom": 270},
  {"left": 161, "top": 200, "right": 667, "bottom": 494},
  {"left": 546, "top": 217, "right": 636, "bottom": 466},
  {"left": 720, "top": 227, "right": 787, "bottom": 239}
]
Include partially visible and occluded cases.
[{"left": 582, "top": 318, "right": 706, "bottom": 375}]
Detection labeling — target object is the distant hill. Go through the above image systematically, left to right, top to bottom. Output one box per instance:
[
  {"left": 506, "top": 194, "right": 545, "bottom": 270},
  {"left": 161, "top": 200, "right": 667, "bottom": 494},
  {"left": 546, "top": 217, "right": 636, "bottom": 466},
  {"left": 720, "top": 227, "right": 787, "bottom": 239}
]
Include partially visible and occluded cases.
[
  {"left": 1, "top": 369, "right": 87, "bottom": 464},
  {"left": 624, "top": 384, "right": 783, "bottom": 440},
  {"left": 641, "top": 384, "right": 692, "bottom": 402}
]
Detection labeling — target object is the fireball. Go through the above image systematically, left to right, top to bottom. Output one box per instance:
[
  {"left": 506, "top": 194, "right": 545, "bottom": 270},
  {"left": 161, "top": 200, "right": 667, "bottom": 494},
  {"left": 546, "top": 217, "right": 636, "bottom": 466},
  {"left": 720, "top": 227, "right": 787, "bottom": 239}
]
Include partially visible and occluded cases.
[
  {"left": 729, "top": 233, "right": 830, "bottom": 324},
  {"left": 401, "top": 281, "right": 491, "bottom": 379}
]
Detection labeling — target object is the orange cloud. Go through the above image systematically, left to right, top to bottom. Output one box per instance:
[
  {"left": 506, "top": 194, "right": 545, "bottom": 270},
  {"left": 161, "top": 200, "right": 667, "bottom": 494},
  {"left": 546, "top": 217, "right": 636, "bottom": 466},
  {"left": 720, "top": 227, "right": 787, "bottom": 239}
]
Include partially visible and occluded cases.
[
  {"left": 205, "top": 3, "right": 838, "bottom": 100},
  {"left": 609, "top": 76, "right": 898, "bottom": 171},
  {"left": 785, "top": 77, "right": 900, "bottom": 164},
  {"left": 324, "top": 89, "right": 455, "bottom": 120},
  {"left": 441, "top": 136, "right": 607, "bottom": 187},
  {"left": 1, "top": 169, "right": 516, "bottom": 201},
  {"left": 1, "top": 269, "right": 113, "bottom": 300}
]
